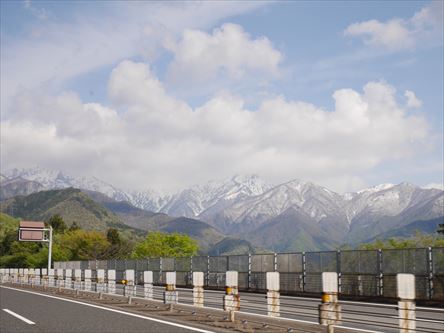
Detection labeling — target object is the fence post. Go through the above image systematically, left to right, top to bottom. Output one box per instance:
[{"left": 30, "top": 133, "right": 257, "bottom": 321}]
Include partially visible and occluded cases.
[
  {"left": 427, "top": 247, "right": 433, "bottom": 300},
  {"left": 378, "top": 249, "right": 384, "bottom": 297},
  {"left": 337, "top": 250, "right": 342, "bottom": 294},
  {"left": 302, "top": 252, "right": 306, "bottom": 293},
  {"left": 248, "top": 253, "right": 252, "bottom": 290},
  {"left": 274, "top": 253, "right": 278, "bottom": 272},
  {"left": 206, "top": 256, "right": 210, "bottom": 287},
  {"left": 159, "top": 258, "right": 163, "bottom": 284},
  {"left": 35, "top": 268, "right": 41, "bottom": 286},
  {"left": 48, "top": 269, "right": 55, "bottom": 287},
  {"left": 65, "top": 269, "right": 72, "bottom": 289},
  {"left": 74, "top": 269, "right": 81, "bottom": 290},
  {"left": 84, "top": 269, "right": 92, "bottom": 291},
  {"left": 97, "top": 269, "right": 105, "bottom": 292},
  {"left": 107, "top": 269, "right": 116, "bottom": 294},
  {"left": 124, "top": 269, "right": 135, "bottom": 297},
  {"left": 143, "top": 271, "right": 153, "bottom": 299},
  {"left": 164, "top": 271, "right": 178, "bottom": 309},
  {"left": 224, "top": 271, "right": 240, "bottom": 322},
  {"left": 193, "top": 272, "right": 204, "bottom": 307},
  {"left": 266, "top": 272, "right": 280, "bottom": 317},
  {"left": 319, "top": 272, "right": 341, "bottom": 333},
  {"left": 397, "top": 273, "right": 416, "bottom": 333}
]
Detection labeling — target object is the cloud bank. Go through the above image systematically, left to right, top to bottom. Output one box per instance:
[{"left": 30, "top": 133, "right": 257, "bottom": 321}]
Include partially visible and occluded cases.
[{"left": 1, "top": 59, "right": 428, "bottom": 192}]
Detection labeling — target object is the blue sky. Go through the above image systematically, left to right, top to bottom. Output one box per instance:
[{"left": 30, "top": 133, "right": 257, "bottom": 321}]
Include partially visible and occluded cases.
[{"left": 1, "top": 1, "right": 443, "bottom": 192}]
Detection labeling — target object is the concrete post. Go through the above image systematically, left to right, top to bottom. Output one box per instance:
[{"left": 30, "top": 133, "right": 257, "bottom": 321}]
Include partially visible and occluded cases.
[
  {"left": 19, "top": 268, "right": 24, "bottom": 284},
  {"left": 23, "top": 268, "right": 29, "bottom": 284},
  {"left": 28, "top": 268, "right": 35, "bottom": 285},
  {"left": 35, "top": 268, "right": 41, "bottom": 286},
  {"left": 42, "top": 268, "right": 48, "bottom": 287},
  {"left": 0, "top": 269, "right": 4, "bottom": 283},
  {"left": 48, "top": 269, "right": 55, "bottom": 287},
  {"left": 56, "top": 269, "right": 64, "bottom": 288},
  {"left": 65, "top": 269, "right": 72, "bottom": 289},
  {"left": 74, "top": 269, "right": 82, "bottom": 290},
  {"left": 84, "top": 269, "right": 92, "bottom": 291},
  {"left": 97, "top": 269, "right": 105, "bottom": 292},
  {"left": 124, "top": 269, "right": 135, "bottom": 297},
  {"left": 107, "top": 270, "right": 116, "bottom": 294},
  {"left": 143, "top": 271, "right": 153, "bottom": 299},
  {"left": 224, "top": 271, "right": 240, "bottom": 322},
  {"left": 164, "top": 272, "right": 178, "bottom": 305},
  {"left": 193, "top": 272, "right": 204, "bottom": 307},
  {"left": 266, "top": 272, "right": 280, "bottom": 317},
  {"left": 319, "top": 272, "right": 341, "bottom": 333},
  {"left": 397, "top": 274, "right": 416, "bottom": 333}
]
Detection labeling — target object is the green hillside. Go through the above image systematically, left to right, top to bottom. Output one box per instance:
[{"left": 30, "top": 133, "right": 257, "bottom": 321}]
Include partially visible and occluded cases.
[{"left": 0, "top": 188, "right": 130, "bottom": 232}]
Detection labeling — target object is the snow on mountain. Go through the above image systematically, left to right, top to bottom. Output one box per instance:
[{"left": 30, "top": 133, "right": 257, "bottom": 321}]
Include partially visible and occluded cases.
[
  {"left": 3, "top": 167, "right": 131, "bottom": 202},
  {"left": 158, "top": 175, "right": 273, "bottom": 217},
  {"left": 199, "top": 179, "right": 348, "bottom": 234}
]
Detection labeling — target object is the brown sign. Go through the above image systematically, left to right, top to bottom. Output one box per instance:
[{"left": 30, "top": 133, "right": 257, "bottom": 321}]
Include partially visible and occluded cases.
[{"left": 19, "top": 221, "right": 45, "bottom": 241}]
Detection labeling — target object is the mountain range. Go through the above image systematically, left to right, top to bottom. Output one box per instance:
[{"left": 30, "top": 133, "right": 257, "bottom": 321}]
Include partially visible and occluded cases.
[{"left": 1, "top": 167, "right": 443, "bottom": 251}]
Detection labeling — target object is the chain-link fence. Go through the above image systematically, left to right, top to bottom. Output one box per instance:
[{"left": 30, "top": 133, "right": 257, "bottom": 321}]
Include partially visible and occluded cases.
[{"left": 54, "top": 247, "right": 444, "bottom": 300}]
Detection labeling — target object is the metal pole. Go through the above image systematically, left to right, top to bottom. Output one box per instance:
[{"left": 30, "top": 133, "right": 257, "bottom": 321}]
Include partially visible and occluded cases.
[{"left": 48, "top": 226, "right": 53, "bottom": 271}]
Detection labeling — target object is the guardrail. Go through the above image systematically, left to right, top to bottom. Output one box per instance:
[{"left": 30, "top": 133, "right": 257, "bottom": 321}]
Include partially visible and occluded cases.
[
  {"left": 53, "top": 247, "right": 444, "bottom": 301},
  {"left": 1, "top": 267, "right": 442, "bottom": 333}
]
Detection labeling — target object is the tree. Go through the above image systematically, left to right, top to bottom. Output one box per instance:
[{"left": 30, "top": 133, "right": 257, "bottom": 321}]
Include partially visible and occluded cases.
[
  {"left": 47, "top": 215, "right": 67, "bottom": 233},
  {"left": 68, "top": 222, "right": 81, "bottom": 232},
  {"left": 438, "top": 224, "right": 444, "bottom": 235},
  {"left": 106, "top": 228, "right": 121, "bottom": 245},
  {"left": 60, "top": 230, "right": 110, "bottom": 260},
  {"left": 132, "top": 231, "right": 199, "bottom": 258}
]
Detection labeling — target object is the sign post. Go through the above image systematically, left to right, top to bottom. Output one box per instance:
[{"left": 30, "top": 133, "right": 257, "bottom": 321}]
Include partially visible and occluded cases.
[{"left": 18, "top": 221, "right": 53, "bottom": 271}]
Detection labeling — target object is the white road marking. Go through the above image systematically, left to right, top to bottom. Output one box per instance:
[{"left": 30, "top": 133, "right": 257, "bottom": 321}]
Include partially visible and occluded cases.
[
  {"left": 1, "top": 286, "right": 213, "bottom": 333},
  {"left": 2, "top": 309, "right": 35, "bottom": 325}
]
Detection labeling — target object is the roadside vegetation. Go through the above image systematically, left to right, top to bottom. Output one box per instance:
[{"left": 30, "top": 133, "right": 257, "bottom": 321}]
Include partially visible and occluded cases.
[{"left": 0, "top": 213, "right": 199, "bottom": 267}]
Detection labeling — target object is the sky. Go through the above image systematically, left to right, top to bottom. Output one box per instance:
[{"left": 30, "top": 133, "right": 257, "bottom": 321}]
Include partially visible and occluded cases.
[{"left": 1, "top": 0, "right": 443, "bottom": 193}]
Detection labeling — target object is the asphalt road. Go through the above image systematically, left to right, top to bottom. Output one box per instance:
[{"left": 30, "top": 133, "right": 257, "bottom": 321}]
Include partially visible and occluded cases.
[{"left": 0, "top": 286, "right": 214, "bottom": 333}]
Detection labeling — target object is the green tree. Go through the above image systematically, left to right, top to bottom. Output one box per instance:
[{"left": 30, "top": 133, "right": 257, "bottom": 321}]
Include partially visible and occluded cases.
[
  {"left": 47, "top": 215, "right": 67, "bottom": 233},
  {"left": 68, "top": 222, "right": 81, "bottom": 232},
  {"left": 107, "top": 228, "right": 121, "bottom": 245},
  {"left": 60, "top": 230, "right": 110, "bottom": 260},
  {"left": 132, "top": 231, "right": 199, "bottom": 258}
]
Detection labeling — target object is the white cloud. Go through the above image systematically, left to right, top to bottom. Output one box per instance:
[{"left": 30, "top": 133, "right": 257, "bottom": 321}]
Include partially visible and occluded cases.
[
  {"left": 344, "top": 1, "right": 443, "bottom": 51},
  {"left": 1, "top": 2, "right": 267, "bottom": 117},
  {"left": 167, "top": 23, "right": 282, "bottom": 83},
  {"left": 1, "top": 60, "right": 429, "bottom": 192},
  {"left": 404, "top": 90, "right": 422, "bottom": 108}
]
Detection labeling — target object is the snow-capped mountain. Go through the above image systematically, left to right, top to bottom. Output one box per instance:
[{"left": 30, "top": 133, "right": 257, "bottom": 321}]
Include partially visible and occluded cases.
[
  {"left": 2, "top": 167, "right": 442, "bottom": 250},
  {"left": 3, "top": 167, "right": 131, "bottom": 202}
]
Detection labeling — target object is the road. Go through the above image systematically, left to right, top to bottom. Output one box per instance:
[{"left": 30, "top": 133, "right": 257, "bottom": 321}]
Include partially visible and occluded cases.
[{"left": 0, "top": 286, "right": 215, "bottom": 333}]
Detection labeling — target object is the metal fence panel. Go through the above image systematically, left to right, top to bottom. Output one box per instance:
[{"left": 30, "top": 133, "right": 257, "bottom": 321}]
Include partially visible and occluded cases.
[
  {"left": 276, "top": 253, "right": 303, "bottom": 273},
  {"left": 228, "top": 255, "right": 249, "bottom": 272},
  {"left": 192, "top": 256, "right": 208, "bottom": 272},
  {"left": 209, "top": 256, "right": 228, "bottom": 272}
]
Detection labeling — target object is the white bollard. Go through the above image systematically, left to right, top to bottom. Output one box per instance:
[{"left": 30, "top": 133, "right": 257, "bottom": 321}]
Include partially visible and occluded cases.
[
  {"left": 19, "top": 268, "right": 24, "bottom": 284},
  {"left": 23, "top": 268, "right": 29, "bottom": 284},
  {"left": 28, "top": 268, "right": 35, "bottom": 285},
  {"left": 35, "top": 268, "right": 41, "bottom": 286},
  {"left": 42, "top": 268, "right": 48, "bottom": 286},
  {"left": 0, "top": 269, "right": 4, "bottom": 283},
  {"left": 48, "top": 269, "right": 55, "bottom": 287},
  {"left": 56, "top": 269, "right": 64, "bottom": 288},
  {"left": 65, "top": 269, "right": 72, "bottom": 289},
  {"left": 74, "top": 269, "right": 82, "bottom": 290},
  {"left": 97, "top": 269, "right": 105, "bottom": 292},
  {"left": 124, "top": 269, "right": 136, "bottom": 297},
  {"left": 84, "top": 270, "right": 92, "bottom": 291},
  {"left": 107, "top": 270, "right": 116, "bottom": 294},
  {"left": 143, "top": 271, "right": 153, "bottom": 299},
  {"left": 224, "top": 271, "right": 240, "bottom": 322},
  {"left": 164, "top": 272, "right": 178, "bottom": 305},
  {"left": 193, "top": 272, "right": 204, "bottom": 307},
  {"left": 266, "top": 272, "right": 280, "bottom": 317},
  {"left": 319, "top": 272, "right": 341, "bottom": 333},
  {"left": 397, "top": 274, "right": 416, "bottom": 333}
]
